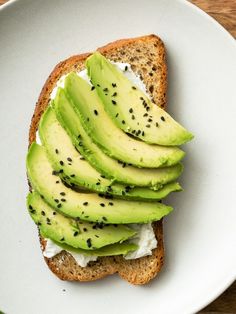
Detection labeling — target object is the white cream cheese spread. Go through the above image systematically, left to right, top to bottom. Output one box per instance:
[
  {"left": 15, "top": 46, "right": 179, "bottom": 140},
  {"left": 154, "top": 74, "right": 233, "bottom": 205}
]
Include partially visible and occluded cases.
[
  {"left": 40, "top": 61, "right": 157, "bottom": 267},
  {"left": 43, "top": 222, "right": 157, "bottom": 267},
  {"left": 43, "top": 239, "right": 98, "bottom": 267}
]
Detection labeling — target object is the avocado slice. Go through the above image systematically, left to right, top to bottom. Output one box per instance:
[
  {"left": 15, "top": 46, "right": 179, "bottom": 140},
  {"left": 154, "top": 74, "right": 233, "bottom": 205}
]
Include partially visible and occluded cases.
[
  {"left": 86, "top": 52, "right": 193, "bottom": 146},
  {"left": 63, "top": 73, "right": 185, "bottom": 168},
  {"left": 54, "top": 88, "right": 183, "bottom": 188},
  {"left": 39, "top": 106, "right": 182, "bottom": 200},
  {"left": 26, "top": 143, "right": 173, "bottom": 223},
  {"left": 27, "top": 191, "right": 136, "bottom": 250},
  {"left": 48, "top": 240, "right": 138, "bottom": 257}
]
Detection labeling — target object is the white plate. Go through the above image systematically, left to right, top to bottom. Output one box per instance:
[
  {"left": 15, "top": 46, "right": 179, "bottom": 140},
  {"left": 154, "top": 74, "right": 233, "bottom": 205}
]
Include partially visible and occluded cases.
[{"left": 0, "top": 0, "right": 236, "bottom": 313}]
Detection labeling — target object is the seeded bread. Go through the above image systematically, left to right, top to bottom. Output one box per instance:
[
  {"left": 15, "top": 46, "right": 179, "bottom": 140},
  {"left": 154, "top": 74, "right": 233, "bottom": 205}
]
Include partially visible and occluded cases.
[{"left": 29, "top": 34, "right": 167, "bottom": 285}]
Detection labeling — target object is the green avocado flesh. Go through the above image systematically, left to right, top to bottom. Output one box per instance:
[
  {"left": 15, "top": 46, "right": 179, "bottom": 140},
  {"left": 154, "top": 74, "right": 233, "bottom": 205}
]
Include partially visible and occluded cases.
[
  {"left": 86, "top": 52, "right": 193, "bottom": 146},
  {"left": 64, "top": 72, "right": 185, "bottom": 168},
  {"left": 54, "top": 88, "right": 183, "bottom": 187},
  {"left": 39, "top": 106, "right": 182, "bottom": 200},
  {"left": 26, "top": 143, "right": 173, "bottom": 223},
  {"left": 27, "top": 191, "right": 136, "bottom": 250},
  {"left": 49, "top": 240, "right": 138, "bottom": 257}
]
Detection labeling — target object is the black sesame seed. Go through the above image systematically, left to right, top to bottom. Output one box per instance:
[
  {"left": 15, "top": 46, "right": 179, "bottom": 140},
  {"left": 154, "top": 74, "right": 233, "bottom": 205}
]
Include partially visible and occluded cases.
[
  {"left": 125, "top": 65, "right": 128, "bottom": 71},
  {"left": 112, "top": 83, "right": 117, "bottom": 87},
  {"left": 97, "top": 84, "right": 100, "bottom": 87},
  {"left": 91, "top": 86, "right": 95, "bottom": 91},
  {"left": 132, "top": 86, "right": 137, "bottom": 90},
  {"left": 103, "top": 87, "right": 108, "bottom": 92},
  {"left": 112, "top": 92, "right": 117, "bottom": 97},
  {"left": 112, "top": 100, "right": 116, "bottom": 105},
  {"left": 146, "top": 107, "right": 150, "bottom": 112},
  {"left": 129, "top": 108, "right": 133, "bottom": 113},
  {"left": 94, "top": 110, "right": 98, "bottom": 115},
  {"left": 115, "top": 113, "right": 119, "bottom": 118},
  {"left": 143, "top": 113, "right": 148, "bottom": 117},
  {"left": 131, "top": 115, "right": 135, "bottom": 120},
  {"left": 161, "top": 116, "right": 165, "bottom": 121},
  {"left": 87, "top": 118, "right": 90, "bottom": 122},
  {"left": 148, "top": 118, "right": 152, "bottom": 122},
  {"left": 122, "top": 120, "right": 125, "bottom": 124},
  {"left": 156, "top": 122, "right": 159, "bottom": 127},
  {"left": 146, "top": 124, "right": 151, "bottom": 128},
  {"left": 132, "top": 130, "right": 136, "bottom": 134},
  {"left": 142, "top": 131, "right": 145, "bottom": 136},
  {"left": 77, "top": 134, "right": 81, "bottom": 139},
  {"left": 79, "top": 142, "right": 83, "bottom": 147},
  {"left": 55, "top": 149, "right": 59, "bottom": 154},
  {"left": 67, "top": 157, "right": 72, "bottom": 162},
  {"left": 80, "top": 157, "right": 85, "bottom": 160},
  {"left": 59, "top": 161, "right": 64, "bottom": 166},
  {"left": 122, "top": 163, "right": 126, "bottom": 168},
  {"left": 59, "top": 169, "right": 63, "bottom": 173},
  {"left": 52, "top": 170, "right": 58, "bottom": 176},
  {"left": 70, "top": 174, "right": 75, "bottom": 178},
  {"left": 100, "top": 175, "right": 105, "bottom": 178},
  {"left": 56, "top": 180, "right": 60, "bottom": 184},
  {"left": 96, "top": 182, "right": 100, "bottom": 186},
  {"left": 60, "top": 192, "right": 65, "bottom": 196},
  {"left": 61, "top": 198, "right": 66, "bottom": 202},
  {"left": 54, "top": 199, "right": 59, "bottom": 203},
  {"left": 83, "top": 202, "right": 88, "bottom": 206},
  {"left": 108, "top": 202, "right": 113, "bottom": 206},
  {"left": 100, "top": 203, "right": 105, "bottom": 207},
  {"left": 57, "top": 204, "right": 62, "bottom": 208},
  {"left": 41, "top": 210, "right": 45, "bottom": 216},
  {"left": 53, "top": 211, "right": 57, "bottom": 215},
  {"left": 81, "top": 211, "right": 84, "bottom": 214},
  {"left": 84, "top": 215, "right": 89, "bottom": 218},
  {"left": 102, "top": 216, "right": 107, "bottom": 221},
  {"left": 46, "top": 218, "right": 50, "bottom": 223},
  {"left": 37, "top": 222, "right": 41, "bottom": 226},
  {"left": 98, "top": 222, "right": 104, "bottom": 229},
  {"left": 92, "top": 225, "right": 97, "bottom": 230},
  {"left": 83, "top": 228, "right": 87, "bottom": 232},
  {"left": 73, "top": 231, "right": 79, "bottom": 236},
  {"left": 95, "top": 235, "right": 99, "bottom": 238},
  {"left": 60, "top": 237, "right": 65, "bottom": 241},
  {"left": 87, "top": 238, "right": 92, "bottom": 248}
]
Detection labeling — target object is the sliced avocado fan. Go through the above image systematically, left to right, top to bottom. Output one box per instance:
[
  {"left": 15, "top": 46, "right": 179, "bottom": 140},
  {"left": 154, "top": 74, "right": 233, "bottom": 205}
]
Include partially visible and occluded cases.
[
  {"left": 86, "top": 52, "right": 193, "bottom": 146},
  {"left": 63, "top": 73, "right": 185, "bottom": 168},
  {"left": 54, "top": 88, "right": 183, "bottom": 188},
  {"left": 39, "top": 105, "right": 182, "bottom": 200},
  {"left": 26, "top": 143, "right": 173, "bottom": 224},
  {"left": 27, "top": 191, "right": 136, "bottom": 250}
]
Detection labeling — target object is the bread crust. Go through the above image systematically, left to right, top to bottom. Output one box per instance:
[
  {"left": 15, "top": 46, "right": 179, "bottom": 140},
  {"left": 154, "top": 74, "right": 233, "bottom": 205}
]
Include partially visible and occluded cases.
[{"left": 29, "top": 34, "right": 167, "bottom": 285}]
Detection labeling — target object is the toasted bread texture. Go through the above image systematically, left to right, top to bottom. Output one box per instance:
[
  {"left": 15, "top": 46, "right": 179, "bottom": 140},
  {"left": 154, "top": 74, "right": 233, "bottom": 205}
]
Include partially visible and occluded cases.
[{"left": 29, "top": 34, "right": 167, "bottom": 285}]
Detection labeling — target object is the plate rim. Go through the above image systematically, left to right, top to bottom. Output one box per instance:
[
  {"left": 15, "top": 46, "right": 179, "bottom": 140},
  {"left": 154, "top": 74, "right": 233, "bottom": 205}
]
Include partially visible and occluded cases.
[{"left": 0, "top": 0, "right": 235, "bottom": 313}]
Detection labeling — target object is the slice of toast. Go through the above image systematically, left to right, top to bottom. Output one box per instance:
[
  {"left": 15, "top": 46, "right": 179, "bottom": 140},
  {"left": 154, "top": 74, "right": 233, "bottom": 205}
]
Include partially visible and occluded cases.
[{"left": 29, "top": 34, "right": 167, "bottom": 285}]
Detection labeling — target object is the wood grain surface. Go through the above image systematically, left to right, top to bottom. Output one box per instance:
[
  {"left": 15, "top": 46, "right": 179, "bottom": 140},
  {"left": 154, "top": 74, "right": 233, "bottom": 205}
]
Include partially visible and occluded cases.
[{"left": 0, "top": 0, "right": 235, "bottom": 313}]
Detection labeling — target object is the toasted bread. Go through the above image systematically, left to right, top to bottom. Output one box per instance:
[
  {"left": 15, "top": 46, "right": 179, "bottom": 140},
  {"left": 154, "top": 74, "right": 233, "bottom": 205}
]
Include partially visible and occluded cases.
[{"left": 29, "top": 34, "right": 167, "bottom": 285}]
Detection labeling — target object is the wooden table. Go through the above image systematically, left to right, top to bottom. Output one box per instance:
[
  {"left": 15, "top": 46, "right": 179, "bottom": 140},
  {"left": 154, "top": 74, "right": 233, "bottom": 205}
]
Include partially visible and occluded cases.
[{"left": 0, "top": 0, "right": 235, "bottom": 313}]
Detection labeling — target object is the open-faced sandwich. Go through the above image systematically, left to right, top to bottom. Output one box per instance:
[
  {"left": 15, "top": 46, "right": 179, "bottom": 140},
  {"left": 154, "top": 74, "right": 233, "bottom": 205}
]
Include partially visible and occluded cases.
[{"left": 26, "top": 34, "right": 193, "bottom": 285}]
